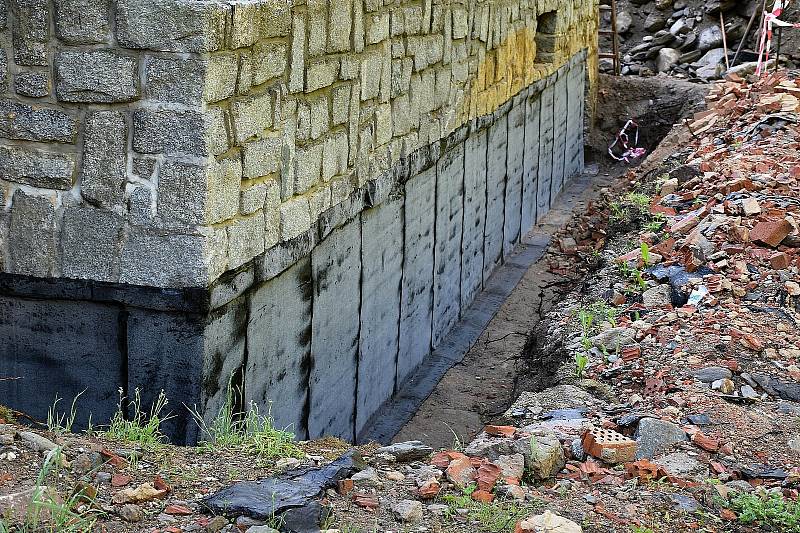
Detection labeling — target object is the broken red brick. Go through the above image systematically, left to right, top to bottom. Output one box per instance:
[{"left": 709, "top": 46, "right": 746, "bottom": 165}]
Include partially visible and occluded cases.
[
  {"left": 671, "top": 213, "right": 701, "bottom": 235},
  {"left": 751, "top": 219, "right": 792, "bottom": 247},
  {"left": 770, "top": 252, "right": 791, "bottom": 270},
  {"left": 741, "top": 334, "right": 763, "bottom": 351},
  {"left": 621, "top": 345, "right": 641, "bottom": 361},
  {"left": 484, "top": 425, "right": 516, "bottom": 438},
  {"left": 582, "top": 427, "right": 637, "bottom": 464},
  {"left": 692, "top": 432, "right": 720, "bottom": 452},
  {"left": 431, "top": 450, "right": 464, "bottom": 468},
  {"left": 446, "top": 457, "right": 477, "bottom": 489},
  {"left": 476, "top": 461, "right": 502, "bottom": 492},
  {"left": 111, "top": 474, "right": 131, "bottom": 488},
  {"left": 418, "top": 478, "right": 441, "bottom": 500},
  {"left": 337, "top": 479, "right": 354, "bottom": 495},
  {"left": 471, "top": 490, "right": 495, "bottom": 503},
  {"left": 352, "top": 493, "right": 379, "bottom": 510},
  {"left": 164, "top": 504, "right": 192, "bottom": 516}
]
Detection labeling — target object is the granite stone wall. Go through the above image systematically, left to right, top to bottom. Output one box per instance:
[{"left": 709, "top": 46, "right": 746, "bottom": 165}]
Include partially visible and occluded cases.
[{"left": 0, "top": 0, "right": 597, "bottom": 289}]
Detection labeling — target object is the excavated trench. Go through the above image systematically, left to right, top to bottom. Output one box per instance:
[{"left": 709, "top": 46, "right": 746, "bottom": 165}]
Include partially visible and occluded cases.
[{"left": 389, "top": 75, "right": 708, "bottom": 449}]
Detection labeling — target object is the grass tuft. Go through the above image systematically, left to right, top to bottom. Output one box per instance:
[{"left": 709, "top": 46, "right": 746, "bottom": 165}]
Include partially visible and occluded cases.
[
  {"left": 188, "top": 380, "right": 303, "bottom": 464},
  {"left": 103, "top": 388, "right": 172, "bottom": 446},
  {"left": 46, "top": 390, "right": 84, "bottom": 436},
  {"left": 0, "top": 448, "right": 98, "bottom": 532},
  {"left": 441, "top": 485, "right": 542, "bottom": 532},
  {"left": 728, "top": 492, "right": 800, "bottom": 532}
]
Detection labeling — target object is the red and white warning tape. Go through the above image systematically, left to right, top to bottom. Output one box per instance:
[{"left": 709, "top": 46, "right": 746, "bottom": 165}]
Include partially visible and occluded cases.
[
  {"left": 757, "top": 0, "right": 800, "bottom": 75},
  {"left": 609, "top": 120, "right": 646, "bottom": 163}
]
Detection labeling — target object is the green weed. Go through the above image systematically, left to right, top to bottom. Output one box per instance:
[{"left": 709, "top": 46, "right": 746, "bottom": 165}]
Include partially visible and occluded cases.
[
  {"left": 575, "top": 352, "right": 589, "bottom": 378},
  {"left": 188, "top": 380, "right": 302, "bottom": 464},
  {"left": 103, "top": 388, "right": 172, "bottom": 446},
  {"left": 46, "top": 391, "right": 84, "bottom": 435},
  {"left": 0, "top": 448, "right": 98, "bottom": 532},
  {"left": 441, "top": 487, "right": 542, "bottom": 532},
  {"left": 728, "top": 492, "right": 800, "bottom": 532}
]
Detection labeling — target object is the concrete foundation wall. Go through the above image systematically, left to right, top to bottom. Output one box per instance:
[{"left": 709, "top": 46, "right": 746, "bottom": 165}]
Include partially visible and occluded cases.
[{"left": 0, "top": 52, "right": 587, "bottom": 443}]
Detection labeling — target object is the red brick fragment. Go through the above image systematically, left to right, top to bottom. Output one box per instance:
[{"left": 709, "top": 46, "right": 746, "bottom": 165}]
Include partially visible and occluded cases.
[
  {"left": 671, "top": 213, "right": 701, "bottom": 235},
  {"left": 751, "top": 219, "right": 792, "bottom": 247},
  {"left": 771, "top": 252, "right": 791, "bottom": 270},
  {"left": 484, "top": 425, "right": 517, "bottom": 438},
  {"left": 582, "top": 427, "right": 637, "bottom": 464},
  {"left": 692, "top": 432, "right": 720, "bottom": 452},
  {"left": 446, "top": 457, "right": 477, "bottom": 489},
  {"left": 625, "top": 460, "right": 663, "bottom": 482},
  {"left": 476, "top": 461, "right": 502, "bottom": 492},
  {"left": 111, "top": 474, "right": 131, "bottom": 488},
  {"left": 418, "top": 478, "right": 441, "bottom": 499},
  {"left": 337, "top": 479, "right": 354, "bottom": 495},
  {"left": 471, "top": 490, "right": 495, "bottom": 503},
  {"left": 352, "top": 492, "right": 379, "bottom": 510},
  {"left": 164, "top": 504, "right": 192, "bottom": 516}
]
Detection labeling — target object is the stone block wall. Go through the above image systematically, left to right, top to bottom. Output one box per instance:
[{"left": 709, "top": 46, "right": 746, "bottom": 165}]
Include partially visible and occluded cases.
[{"left": 0, "top": 0, "right": 597, "bottom": 289}]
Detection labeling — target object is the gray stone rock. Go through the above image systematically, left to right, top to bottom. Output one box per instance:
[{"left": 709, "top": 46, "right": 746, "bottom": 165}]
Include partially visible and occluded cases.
[
  {"left": 11, "top": 0, "right": 48, "bottom": 66},
  {"left": 54, "top": 0, "right": 109, "bottom": 44},
  {"left": 116, "top": 0, "right": 228, "bottom": 53},
  {"left": 616, "top": 11, "right": 633, "bottom": 34},
  {"left": 644, "top": 12, "right": 668, "bottom": 32},
  {"left": 698, "top": 25, "right": 723, "bottom": 52},
  {"left": 252, "top": 41, "right": 288, "bottom": 85},
  {"left": 656, "top": 48, "right": 681, "bottom": 73},
  {"left": 55, "top": 50, "right": 139, "bottom": 103},
  {"left": 144, "top": 56, "right": 206, "bottom": 105},
  {"left": 14, "top": 70, "right": 49, "bottom": 97},
  {"left": 231, "top": 92, "right": 273, "bottom": 143},
  {"left": 0, "top": 99, "right": 77, "bottom": 143},
  {"left": 132, "top": 108, "right": 208, "bottom": 156},
  {"left": 81, "top": 110, "right": 127, "bottom": 208},
  {"left": 242, "top": 137, "right": 281, "bottom": 179},
  {"left": 0, "top": 145, "right": 76, "bottom": 189},
  {"left": 207, "top": 157, "right": 242, "bottom": 224},
  {"left": 156, "top": 160, "right": 207, "bottom": 225},
  {"left": 128, "top": 186, "right": 154, "bottom": 226},
  {"left": 9, "top": 190, "right": 56, "bottom": 276},
  {"left": 61, "top": 207, "right": 124, "bottom": 282},
  {"left": 227, "top": 211, "right": 265, "bottom": 269},
  {"left": 119, "top": 229, "right": 206, "bottom": 288},
  {"left": 591, "top": 327, "right": 636, "bottom": 351},
  {"left": 692, "top": 366, "right": 732, "bottom": 383},
  {"left": 740, "top": 385, "right": 759, "bottom": 399},
  {"left": 635, "top": 418, "right": 687, "bottom": 459},
  {"left": 514, "top": 427, "right": 565, "bottom": 480},
  {"left": 19, "top": 431, "right": 58, "bottom": 452},
  {"left": 464, "top": 433, "right": 517, "bottom": 459},
  {"left": 375, "top": 441, "right": 433, "bottom": 462},
  {"left": 656, "top": 452, "right": 708, "bottom": 478},
  {"left": 494, "top": 453, "right": 525, "bottom": 479},
  {"left": 351, "top": 467, "right": 381, "bottom": 487},
  {"left": 725, "top": 480, "right": 754, "bottom": 493},
  {"left": 392, "top": 499, "right": 423, "bottom": 522},
  {"left": 117, "top": 503, "right": 144, "bottom": 523},
  {"left": 244, "top": 527, "right": 279, "bottom": 533}
]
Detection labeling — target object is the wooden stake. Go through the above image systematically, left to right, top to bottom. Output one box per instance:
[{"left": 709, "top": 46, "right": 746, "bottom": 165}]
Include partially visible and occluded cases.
[
  {"left": 732, "top": 5, "right": 760, "bottom": 67},
  {"left": 720, "top": 12, "right": 730, "bottom": 71}
]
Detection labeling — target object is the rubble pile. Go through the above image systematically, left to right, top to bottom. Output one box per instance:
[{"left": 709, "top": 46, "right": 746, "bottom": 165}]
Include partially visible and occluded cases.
[{"left": 604, "top": 0, "right": 800, "bottom": 79}]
